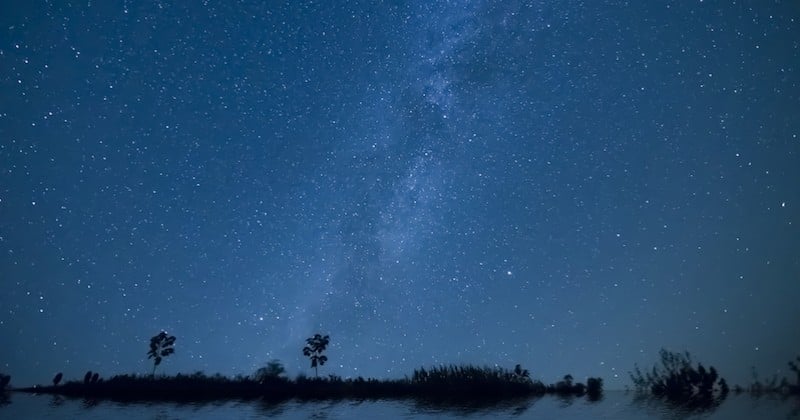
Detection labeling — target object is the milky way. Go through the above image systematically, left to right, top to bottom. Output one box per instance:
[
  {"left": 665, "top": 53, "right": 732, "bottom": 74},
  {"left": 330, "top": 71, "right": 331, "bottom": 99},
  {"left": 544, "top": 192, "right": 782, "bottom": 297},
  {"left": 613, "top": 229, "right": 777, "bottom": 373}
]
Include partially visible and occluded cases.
[{"left": 1, "top": 1, "right": 799, "bottom": 388}]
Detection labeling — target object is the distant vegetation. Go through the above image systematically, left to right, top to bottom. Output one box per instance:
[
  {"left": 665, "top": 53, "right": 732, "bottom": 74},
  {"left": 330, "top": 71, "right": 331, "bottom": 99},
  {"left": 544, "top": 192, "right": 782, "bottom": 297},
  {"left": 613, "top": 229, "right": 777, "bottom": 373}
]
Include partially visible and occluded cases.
[
  {"left": 8, "top": 328, "right": 798, "bottom": 409},
  {"left": 7, "top": 330, "right": 604, "bottom": 404},
  {"left": 147, "top": 331, "right": 176, "bottom": 376},
  {"left": 302, "top": 334, "right": 330, "bottom": 378},
  {"left": 627, "top": 349, "right": 800, "bottom": 415},
  {"left": 630, "top": 349, "right": 729, "bottom": 410},
  {"left": 732, "top": 355, "right": 800, "bottom": 395},
  {"left": 253, "top": 359, "right": 287, "bottom": 383},
  {"left": 13, "top": 364, "right": 602, "bottom": 404},
  {"left": 409, "top": 364, "right": 603, "bottom": 400},
  {"left": 84, "top": 370, "right": 100, "bottom": 384},
  {"left": 0, "top": 373, "right": 8, "bottom": 407}
]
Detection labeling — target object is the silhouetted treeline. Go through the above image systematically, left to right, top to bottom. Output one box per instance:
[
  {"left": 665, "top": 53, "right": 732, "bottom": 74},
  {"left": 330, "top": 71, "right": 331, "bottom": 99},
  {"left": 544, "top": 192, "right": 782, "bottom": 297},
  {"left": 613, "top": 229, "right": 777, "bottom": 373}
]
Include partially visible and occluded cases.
[
  {"left": 4, "top": 330, "right": 602, "bottom": 404},
  {"left": 15, "top": 365, "right": 603, "bottom": 404},
  {"left": 409, "top": 365, "right": 602, "bottom": 399}
]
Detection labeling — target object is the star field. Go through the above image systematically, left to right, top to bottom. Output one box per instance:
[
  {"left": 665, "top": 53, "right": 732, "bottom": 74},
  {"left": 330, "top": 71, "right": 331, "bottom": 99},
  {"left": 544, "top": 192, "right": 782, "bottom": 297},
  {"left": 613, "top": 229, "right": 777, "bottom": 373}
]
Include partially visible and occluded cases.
[{"left": 1, "top": 1, "right": 799, "bottom": 389}]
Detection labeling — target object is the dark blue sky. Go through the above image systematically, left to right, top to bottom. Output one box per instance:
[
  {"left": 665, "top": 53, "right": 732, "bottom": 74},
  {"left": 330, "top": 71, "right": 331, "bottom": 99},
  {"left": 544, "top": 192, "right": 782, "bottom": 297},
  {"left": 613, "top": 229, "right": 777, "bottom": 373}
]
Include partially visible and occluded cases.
[{"left": 1, "top": 1, "right": 798, "bottom": 388}]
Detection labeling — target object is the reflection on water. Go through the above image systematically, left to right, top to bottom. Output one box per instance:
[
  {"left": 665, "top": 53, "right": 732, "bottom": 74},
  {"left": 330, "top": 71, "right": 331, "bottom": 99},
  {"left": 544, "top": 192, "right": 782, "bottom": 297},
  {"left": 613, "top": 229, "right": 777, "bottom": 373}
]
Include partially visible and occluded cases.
[
  {"left": 0, "top": 391, "right": 798, "bottom": 419},
  {"left": 625, "top": 391, "right": 800, "bottom": 420},
  {"left": 627, "top": 392, "right": 730, "bottom": 419},
  {"left": 628, "top": 393, "right": 718, "bottom": 420},
  {"left": 47, "top": 394, "right": 65, "bottom": 408},
  {"left": 410, "top": 395, "right": 536, "bottom": 417},
  {"left": 253, "top": 398, "right": 288, "bottom": 417}
]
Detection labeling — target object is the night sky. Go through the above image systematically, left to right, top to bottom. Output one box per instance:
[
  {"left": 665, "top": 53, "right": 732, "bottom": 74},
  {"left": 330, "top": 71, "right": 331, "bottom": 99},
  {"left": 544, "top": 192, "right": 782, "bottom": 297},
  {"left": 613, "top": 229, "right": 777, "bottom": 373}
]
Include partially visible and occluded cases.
[{"left": 1, "top": 1, "right": 799, "bottom": 389}]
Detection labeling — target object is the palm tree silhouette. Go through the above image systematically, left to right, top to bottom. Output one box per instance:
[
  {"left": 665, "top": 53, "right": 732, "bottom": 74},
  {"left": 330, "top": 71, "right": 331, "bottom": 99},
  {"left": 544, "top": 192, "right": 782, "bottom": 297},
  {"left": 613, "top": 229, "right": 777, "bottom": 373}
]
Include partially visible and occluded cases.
[{"left": 302, "top": 334, "right": 330, "bottom": 378}]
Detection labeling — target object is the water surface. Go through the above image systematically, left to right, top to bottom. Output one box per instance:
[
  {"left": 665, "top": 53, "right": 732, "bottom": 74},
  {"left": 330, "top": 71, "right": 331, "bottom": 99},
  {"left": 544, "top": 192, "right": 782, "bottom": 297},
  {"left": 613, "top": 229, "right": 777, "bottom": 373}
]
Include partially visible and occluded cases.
[{"left": 1, "top": 392, "right": 798, "bottom": 419}]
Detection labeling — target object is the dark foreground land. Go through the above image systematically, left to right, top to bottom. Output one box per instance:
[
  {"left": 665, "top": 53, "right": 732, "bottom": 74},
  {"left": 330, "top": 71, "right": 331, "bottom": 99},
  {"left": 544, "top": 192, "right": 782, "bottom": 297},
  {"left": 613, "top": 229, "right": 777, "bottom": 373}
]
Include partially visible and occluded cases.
[
  {"left": 4, "top": 350, "right": 798, "bottom": 417},
  {"left": 12, "top": 365, "right": 603, "bottom": 404}
]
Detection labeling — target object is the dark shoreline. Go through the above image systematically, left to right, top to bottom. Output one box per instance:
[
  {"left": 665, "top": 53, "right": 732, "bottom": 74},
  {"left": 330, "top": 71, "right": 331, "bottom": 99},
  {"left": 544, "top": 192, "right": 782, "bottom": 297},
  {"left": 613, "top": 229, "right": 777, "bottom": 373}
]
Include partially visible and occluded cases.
[{"left": 8, "top": 366, "right": 603, "bottom": 404}]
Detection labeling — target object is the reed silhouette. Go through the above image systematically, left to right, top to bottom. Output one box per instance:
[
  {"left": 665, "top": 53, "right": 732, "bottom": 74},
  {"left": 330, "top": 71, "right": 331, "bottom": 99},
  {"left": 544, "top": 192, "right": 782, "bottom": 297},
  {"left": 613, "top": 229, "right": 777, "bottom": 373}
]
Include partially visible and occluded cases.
[{"left": 52, "top": 372, "right": 63, "bottom": 386}]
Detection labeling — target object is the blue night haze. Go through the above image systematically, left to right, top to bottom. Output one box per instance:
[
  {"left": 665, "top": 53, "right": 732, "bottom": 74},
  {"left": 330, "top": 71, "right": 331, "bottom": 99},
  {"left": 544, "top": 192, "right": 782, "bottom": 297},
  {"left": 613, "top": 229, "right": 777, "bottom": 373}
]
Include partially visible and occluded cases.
[{"left": 0, "top": 0, "right": 798, "bottom": 404}]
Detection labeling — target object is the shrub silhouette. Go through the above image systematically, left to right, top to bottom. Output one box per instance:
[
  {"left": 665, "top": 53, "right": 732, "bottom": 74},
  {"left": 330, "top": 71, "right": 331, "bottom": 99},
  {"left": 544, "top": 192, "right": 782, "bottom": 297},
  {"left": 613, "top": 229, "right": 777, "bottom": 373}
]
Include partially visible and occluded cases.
[
  {"left": 147, "top": 331, "right": 176, "bottom": 376},
  {"left": 302, "top": 334, "right": 330, "bottom": 378},
  {"left": 630, "top": 349, "right": 727, "bottom": 408},
  {"left": 737, "top": 357, "right": 800, "bottom": 396},
  {"left": 254, "top": 359, "right": 287, "bottom": 383},
  {"left": 409, "top": 364, "right": 545, "bottom": 397},
  {"left": 84, "top": 371, "right": 93, "bottom": 385},
  {"left": 53, "top": 372, "right": 63, "bottom": 386},
  {"left": 0, "top": 373, "right": 10, "bottom": 390},
  {"left": 550, "top": 373, "right": 588, "bottom": 395},
  {"left": 563, "top": 374, "right": 573, "bottom": 387},
  {"left": 586, "top": 377, "right": 603, "bottom": 399}
]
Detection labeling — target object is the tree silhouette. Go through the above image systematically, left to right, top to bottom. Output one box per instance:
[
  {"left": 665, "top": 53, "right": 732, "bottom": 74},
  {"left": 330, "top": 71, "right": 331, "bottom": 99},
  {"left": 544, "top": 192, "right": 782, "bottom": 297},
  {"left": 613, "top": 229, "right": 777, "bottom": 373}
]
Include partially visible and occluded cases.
[
  {"left": 147, "top": 331, "right": 176, "bottom": 376},
  {"left": 302, "top": 334, "right": 330, "bottom": 378},
  {"left": 254, "top": 359, "right": 286, "bottom": 382},
  {"left": 513, "top": 364, "right": 530, "bottom": 381},
  {"left": 52, "top": 372, "right": 63, "bottom": 386},
  {"left": 0, "top": 373, "right": 9, "bottom": 390},
  {"left": 554, "top": 373, "right": 576, "bottom": 394},
  {"left": 587, "top": 377, "right": 604, "bottom": 399}
]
